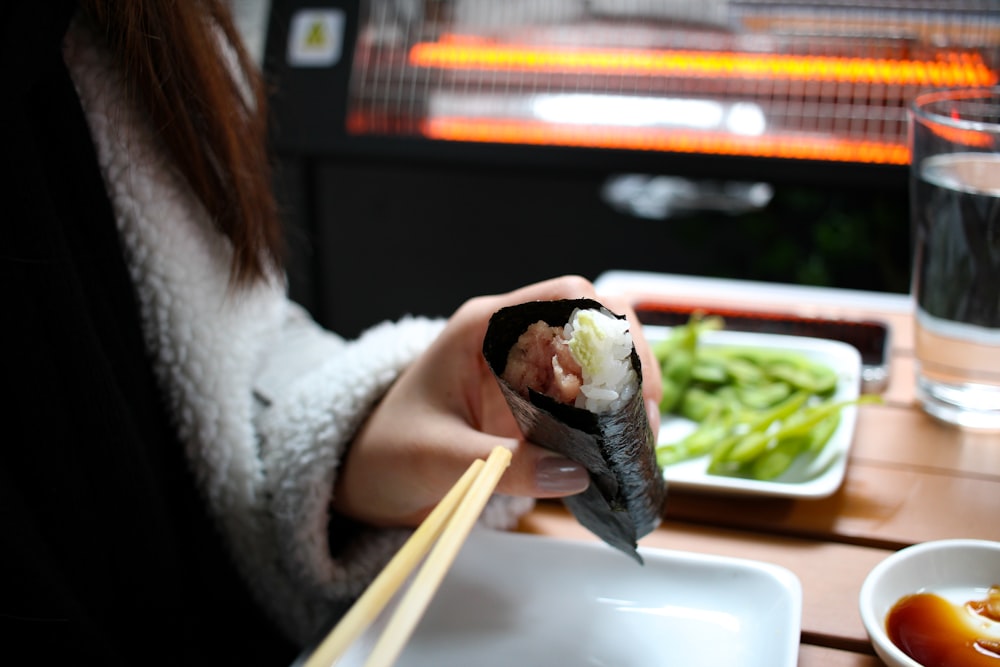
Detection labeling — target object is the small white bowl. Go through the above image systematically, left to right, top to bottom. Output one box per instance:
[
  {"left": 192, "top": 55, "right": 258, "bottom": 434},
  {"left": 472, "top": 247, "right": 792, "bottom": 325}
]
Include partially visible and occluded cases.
[{"left": 858, "top": 539, "right": 1000, "bottom": 667}]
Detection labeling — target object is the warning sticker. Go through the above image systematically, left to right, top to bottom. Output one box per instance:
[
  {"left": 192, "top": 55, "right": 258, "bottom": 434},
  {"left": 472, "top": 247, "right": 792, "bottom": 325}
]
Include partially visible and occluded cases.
[{"left": 287, "top": 9, "right": 345, "bottom": 67}]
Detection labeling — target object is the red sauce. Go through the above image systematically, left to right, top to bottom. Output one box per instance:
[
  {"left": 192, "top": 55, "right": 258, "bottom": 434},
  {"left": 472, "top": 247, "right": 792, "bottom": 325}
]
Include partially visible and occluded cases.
[{"left": 886, "top": 587, "right": 1000, "bottom": 667}]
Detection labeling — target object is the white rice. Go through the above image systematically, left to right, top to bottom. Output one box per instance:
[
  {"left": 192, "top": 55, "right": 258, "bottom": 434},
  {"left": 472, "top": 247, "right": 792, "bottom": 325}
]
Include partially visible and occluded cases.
[{"left": 564, "top": 308, "right": 638, "bottom": 413}]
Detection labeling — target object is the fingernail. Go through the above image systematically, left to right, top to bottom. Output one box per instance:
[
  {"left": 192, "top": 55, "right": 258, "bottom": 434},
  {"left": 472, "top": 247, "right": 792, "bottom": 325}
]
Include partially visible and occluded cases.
[
  {"left": 646, "top": 398, "right": 661, "bottom": 434},
  {"left": 535, "top": 456, "right": 590, "bottom": 494}
]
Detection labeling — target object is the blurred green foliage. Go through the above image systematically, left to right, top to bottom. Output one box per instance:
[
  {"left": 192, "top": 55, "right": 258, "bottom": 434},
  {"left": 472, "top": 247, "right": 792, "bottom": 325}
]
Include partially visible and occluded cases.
[{"left": 661, "top": 185, "right": 911, "bottom": 294}]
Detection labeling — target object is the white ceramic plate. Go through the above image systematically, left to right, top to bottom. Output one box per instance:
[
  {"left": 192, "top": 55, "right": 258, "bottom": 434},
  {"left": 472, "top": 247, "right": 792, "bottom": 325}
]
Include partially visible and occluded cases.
[
  {"left": 647, "top": 326, "right": 863, "bottom": 499},
  {"left": 336, "top": 529, "right": 802, "bottom": 667}
]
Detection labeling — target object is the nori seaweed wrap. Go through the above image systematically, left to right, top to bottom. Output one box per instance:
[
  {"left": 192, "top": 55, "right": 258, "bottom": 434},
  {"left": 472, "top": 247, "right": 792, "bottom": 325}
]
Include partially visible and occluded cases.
[{"left": 483, "top": 298, "right": 667, "bottom": 563}]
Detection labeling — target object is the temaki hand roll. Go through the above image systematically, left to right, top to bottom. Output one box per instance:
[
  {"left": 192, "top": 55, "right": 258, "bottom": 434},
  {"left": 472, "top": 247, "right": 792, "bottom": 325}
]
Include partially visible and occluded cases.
[{"left": 483, "top": 298, "right": 667, "bottom": 563}]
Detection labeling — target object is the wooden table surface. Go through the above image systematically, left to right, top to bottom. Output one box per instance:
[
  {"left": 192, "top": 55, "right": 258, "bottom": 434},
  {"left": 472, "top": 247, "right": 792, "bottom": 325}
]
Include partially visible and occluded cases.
[{"left": 514, "top": 271, "right": 1000, "bottom": 666}]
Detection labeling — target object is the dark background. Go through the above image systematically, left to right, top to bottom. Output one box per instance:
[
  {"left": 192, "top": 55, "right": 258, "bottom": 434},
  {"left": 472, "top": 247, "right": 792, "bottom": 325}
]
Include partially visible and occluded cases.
[
  {"left": 265, "top": 0, "right": 913, "bottom": 339},
  {"left": 275, "top": 153, "right": 910, "bottom": 339}
]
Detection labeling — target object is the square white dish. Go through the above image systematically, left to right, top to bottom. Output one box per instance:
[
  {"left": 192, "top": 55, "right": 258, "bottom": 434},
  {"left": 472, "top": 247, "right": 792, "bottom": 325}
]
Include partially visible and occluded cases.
[
  {"left": 647, "top": 325, "right": 863, "bottom": 499},
  {"left": 334, "top": 529, "right": 802, "bottom": 667}
]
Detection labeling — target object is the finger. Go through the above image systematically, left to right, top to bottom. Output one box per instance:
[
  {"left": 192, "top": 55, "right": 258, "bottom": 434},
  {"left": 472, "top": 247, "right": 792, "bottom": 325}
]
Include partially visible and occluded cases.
[
  {"left": 503, "top": 274, "right": 596, "bottom": 303},
  {"left": 442, "top": 275, "right": 600, "bottom": 377},
  {"left": 467, "top": 275, "right": 597, "bottom": 321},
  {"left": 472, "top": 276, "right": 657, "bottom": 398},
  {"left": 423, "top": 423, "right": 590, "bottom": 502},
  {"left": 499, "top": 440, "right": 591, "bottom": 499}
]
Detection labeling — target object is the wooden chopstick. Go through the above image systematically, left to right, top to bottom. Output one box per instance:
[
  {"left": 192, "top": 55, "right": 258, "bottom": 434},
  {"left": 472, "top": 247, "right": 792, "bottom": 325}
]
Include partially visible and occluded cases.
[
  {"left": 304, "top": 445, "right": 512, "bottom": 667},
  {"left": 361, "top": 445, "right": 512, "bottom": 667},
  {"left": 303, "top": 459, "right": 484, "bottom": 666}
]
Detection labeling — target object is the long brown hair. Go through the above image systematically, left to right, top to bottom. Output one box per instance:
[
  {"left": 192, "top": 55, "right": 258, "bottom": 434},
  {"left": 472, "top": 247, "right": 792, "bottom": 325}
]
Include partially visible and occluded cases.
[{"left": 78, "top": 0, "right": 284, "bottom": 287}]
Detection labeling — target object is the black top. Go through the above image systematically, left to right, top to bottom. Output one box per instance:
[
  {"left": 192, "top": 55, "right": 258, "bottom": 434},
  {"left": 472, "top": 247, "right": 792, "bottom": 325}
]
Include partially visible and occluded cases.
[{"left": 0, "top": 3, "right": 296, "bottom": 663}]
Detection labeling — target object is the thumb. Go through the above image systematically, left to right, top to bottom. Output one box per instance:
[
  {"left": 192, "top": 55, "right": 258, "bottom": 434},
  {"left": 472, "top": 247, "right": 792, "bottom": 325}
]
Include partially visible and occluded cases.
[{"left": 462, "top": 434, "right": 591, "bottom": 500}]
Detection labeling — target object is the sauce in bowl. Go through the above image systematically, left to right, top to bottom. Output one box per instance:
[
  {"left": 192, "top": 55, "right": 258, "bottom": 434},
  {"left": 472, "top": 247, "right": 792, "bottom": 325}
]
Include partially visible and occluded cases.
[{"left": 886, "top": 585, "right": 1000, "bottom": 666}]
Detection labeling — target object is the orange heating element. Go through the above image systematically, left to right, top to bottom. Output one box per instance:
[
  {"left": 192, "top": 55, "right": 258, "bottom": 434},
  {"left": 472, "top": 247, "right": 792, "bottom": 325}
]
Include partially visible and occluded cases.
[
  {"left": 389, "top": 36, "right": 999, "bottom": 164},
  {"left": 409, "top": 36, "right": 998, "bottom": 87},
  {"left": 413, "top": 117, "right": 911, "bottom": 164}
]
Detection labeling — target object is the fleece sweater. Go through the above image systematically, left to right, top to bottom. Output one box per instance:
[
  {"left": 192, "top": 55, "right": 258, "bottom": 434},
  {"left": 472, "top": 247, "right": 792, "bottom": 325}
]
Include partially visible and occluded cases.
[{"left": 57, "top": 12, "right": 532, "bottom": 648}]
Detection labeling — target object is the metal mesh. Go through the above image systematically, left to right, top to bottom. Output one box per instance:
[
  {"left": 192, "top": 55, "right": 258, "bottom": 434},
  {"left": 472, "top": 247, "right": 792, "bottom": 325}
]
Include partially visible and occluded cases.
[{"left": 345, "top": 0, "right": 1000, "bottom": 165}]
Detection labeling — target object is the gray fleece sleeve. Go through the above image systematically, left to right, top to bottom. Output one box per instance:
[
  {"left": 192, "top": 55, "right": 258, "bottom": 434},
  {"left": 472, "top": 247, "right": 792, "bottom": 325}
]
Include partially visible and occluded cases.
[
  {"left": 64, "top": 14, "right": 532, "bottom": 649},
  {"left": 251, "top": 309, "right": 532, "bottom": 644},
  {"left": 251, "top": 311, "right": 442, "bottom": 642}
]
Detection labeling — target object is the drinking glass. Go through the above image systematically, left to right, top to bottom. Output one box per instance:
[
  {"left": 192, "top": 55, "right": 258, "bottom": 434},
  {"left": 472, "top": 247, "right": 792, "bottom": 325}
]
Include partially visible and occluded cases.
[{"left": 909, "top": 87, "right": 1000, "bottom": 430}]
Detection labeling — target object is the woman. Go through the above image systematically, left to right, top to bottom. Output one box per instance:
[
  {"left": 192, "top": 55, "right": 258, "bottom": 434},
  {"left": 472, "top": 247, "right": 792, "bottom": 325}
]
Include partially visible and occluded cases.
[{"left": 0, "top": 1, "right": 662, "bottom": 663}]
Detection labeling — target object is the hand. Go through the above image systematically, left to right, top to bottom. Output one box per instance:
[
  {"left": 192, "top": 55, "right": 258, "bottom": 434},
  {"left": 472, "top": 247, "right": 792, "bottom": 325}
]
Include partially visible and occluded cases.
[{"left": 331, "top": 275, "right": 664, "bottom": 527}]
